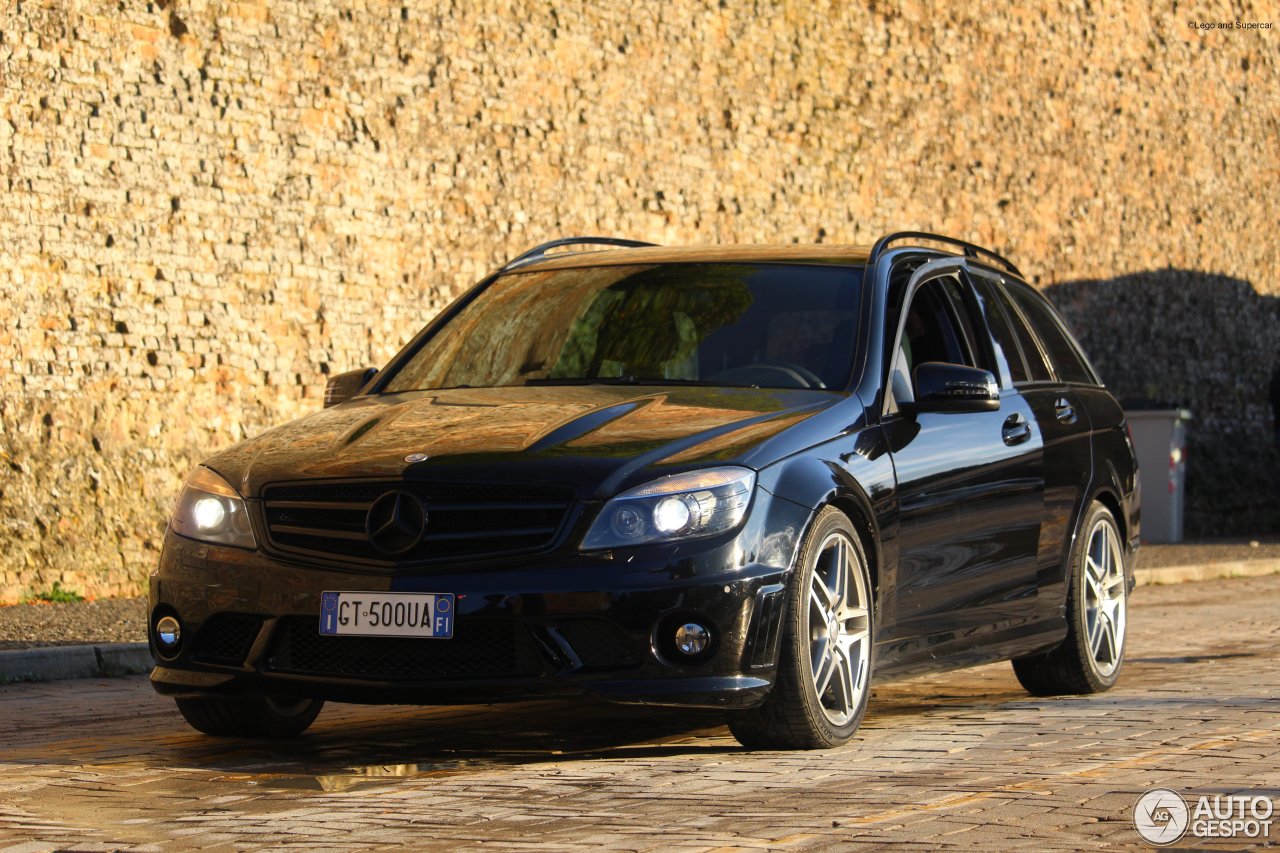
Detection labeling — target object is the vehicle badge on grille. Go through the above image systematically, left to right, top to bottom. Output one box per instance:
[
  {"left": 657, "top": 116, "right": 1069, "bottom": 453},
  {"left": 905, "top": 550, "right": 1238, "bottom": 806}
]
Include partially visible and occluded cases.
[
  {"left": 404, "top": 452, "right": 430, "bottom": 463},
  {"left": 365, "top": 490, "right": 429, "bottom": 555}
]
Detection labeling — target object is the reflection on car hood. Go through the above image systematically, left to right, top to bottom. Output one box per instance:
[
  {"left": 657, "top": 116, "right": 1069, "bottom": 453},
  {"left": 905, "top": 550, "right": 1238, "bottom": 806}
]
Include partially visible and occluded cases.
[{"left": 204, "top": 385, "right": 859, "bottom": 498}]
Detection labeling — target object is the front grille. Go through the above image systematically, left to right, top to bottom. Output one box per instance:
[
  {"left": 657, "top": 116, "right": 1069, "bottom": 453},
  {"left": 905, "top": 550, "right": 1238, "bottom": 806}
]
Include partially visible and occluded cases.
[
  {"left": 260, "top": 480, "right": 577, "bottom": 566},
  {"left": 192, "top": 613, "right": 263, "bottom": 666},
  {"left": 265, "top": 616, "right": 544, "bottom": 681},
  {"left": 554, "top": 619, "right": 644, "bottom": 670}
]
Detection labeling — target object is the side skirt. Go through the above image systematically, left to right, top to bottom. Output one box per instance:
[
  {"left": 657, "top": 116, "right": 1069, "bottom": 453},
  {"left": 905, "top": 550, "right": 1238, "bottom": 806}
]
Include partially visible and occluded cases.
[{"left": 871, "top": 618, "right": 1069, "bottom": 683}]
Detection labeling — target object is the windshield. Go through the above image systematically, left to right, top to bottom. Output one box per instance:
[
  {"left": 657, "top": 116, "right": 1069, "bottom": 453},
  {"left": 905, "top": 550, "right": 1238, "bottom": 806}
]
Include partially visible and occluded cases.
[{"left": 383, "top": 263, "right": 863, "bottom": 392}]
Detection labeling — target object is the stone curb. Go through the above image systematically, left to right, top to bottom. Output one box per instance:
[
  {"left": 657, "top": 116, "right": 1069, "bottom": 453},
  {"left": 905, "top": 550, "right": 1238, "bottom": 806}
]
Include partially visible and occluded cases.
[
  {"left": 1134, "top": 558, "right": 1280, "bottom": 586},
  {"left": 1, "top": 560, "right": 1278, "bottom": 685},
  {"left": 0, "top": 642, "right": 151, "bottom": 685}
]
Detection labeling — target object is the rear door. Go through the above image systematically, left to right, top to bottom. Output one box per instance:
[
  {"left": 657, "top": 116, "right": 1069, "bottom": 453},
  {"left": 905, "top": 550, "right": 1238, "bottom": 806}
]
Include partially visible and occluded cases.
[{"left": 999, "top": 278, "right": 1101, "bottom": 613}]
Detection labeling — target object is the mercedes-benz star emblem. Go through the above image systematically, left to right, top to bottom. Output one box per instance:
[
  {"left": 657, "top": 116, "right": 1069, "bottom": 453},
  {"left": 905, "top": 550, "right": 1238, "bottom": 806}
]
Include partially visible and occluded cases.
[{"left": 365, "top": 490, "right": 429, "bottom": 555}]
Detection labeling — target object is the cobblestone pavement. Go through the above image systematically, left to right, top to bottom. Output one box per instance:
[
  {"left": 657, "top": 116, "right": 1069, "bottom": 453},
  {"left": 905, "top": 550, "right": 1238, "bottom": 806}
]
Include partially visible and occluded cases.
[{"left": 1, "top": 576, "right": 1277, "bottom": 852}]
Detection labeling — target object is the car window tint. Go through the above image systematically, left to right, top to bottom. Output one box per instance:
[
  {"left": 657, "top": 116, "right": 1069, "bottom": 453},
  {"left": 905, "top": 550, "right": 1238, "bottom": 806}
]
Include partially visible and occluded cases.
[
  {"left": 383, "top": 263, "right": 863, "bottom": 392},
  {"left": 892, "top": 275, "right": 979, "bottom": 406},
  {"left": 971, "top": 275, "right": 1029, "bottom": 384},
  {"left": 934, "top": 276, "right": 993, "bottom": 373},
  {"left": 902, "top": 277, "right": 971, "bottom": 369},
  {"left": 978, "top": 278, "right": 1051, "bottom": 383},
  {"left": 1004, "top": 281, "right": 1097, "bottom": 385}
]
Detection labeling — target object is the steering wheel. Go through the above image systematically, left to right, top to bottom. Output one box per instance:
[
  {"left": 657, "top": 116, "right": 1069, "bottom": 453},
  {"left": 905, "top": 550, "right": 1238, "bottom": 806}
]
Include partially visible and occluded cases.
[{"left": 709, "top": 361, "right": 827, "bottom": 389}]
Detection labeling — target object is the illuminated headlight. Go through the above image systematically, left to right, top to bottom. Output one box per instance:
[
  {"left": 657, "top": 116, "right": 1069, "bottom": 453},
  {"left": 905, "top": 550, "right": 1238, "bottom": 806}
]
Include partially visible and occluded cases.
[
  {"left": 170, "top": 466, "right": 257, "bottom": 549},
  {"left": 581, "top": 467, "right": 755, "bottom": 550}
]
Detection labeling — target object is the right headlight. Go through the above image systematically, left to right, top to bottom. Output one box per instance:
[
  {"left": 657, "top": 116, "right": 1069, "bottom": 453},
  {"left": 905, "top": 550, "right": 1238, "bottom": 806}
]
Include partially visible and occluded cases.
[
  {"left": 170, "top": 466, "right": 257, "bottom": 549},
  {"left": 581, "top": 466, "right": 755, "bottom": 550}
]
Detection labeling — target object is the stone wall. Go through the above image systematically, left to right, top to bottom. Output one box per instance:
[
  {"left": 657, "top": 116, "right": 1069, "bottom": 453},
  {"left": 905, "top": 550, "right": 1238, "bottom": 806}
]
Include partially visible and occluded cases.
[{"left": 1, "top": 1, "right": 1277, "bottom": 602}]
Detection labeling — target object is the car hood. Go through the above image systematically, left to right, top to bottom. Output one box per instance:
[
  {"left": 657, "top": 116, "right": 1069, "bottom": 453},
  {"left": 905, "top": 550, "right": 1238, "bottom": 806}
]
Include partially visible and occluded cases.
[{"left": 204, "top": 385, "right": 858, "bottom": 499}]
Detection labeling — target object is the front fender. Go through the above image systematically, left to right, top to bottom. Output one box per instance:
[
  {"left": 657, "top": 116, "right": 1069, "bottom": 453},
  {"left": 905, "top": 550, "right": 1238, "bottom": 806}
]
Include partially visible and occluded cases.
[{"left": 755, "top": 427, "right": 898, "bottom": 605}]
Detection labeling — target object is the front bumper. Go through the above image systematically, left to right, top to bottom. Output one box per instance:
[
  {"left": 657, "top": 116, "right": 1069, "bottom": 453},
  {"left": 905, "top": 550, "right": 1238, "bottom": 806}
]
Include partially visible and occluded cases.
[{"left": 149, "top": 493, "right": 808, "bottom": 710}]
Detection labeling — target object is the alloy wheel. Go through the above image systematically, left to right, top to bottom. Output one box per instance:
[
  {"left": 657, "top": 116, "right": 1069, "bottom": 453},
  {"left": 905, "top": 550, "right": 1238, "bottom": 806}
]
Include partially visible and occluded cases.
[
  {"left": 1082, "top": 516, "right": 1126, "bottom": 677},
  {"left": 808, "top": 531, "right": 872, "bottom": 726}
]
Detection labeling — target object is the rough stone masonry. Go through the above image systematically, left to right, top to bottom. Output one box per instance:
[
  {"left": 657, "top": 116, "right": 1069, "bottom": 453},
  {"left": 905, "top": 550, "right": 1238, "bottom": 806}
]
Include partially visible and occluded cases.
[{"left": 1, "top": 1, "right": 1277, "bottom": 602}]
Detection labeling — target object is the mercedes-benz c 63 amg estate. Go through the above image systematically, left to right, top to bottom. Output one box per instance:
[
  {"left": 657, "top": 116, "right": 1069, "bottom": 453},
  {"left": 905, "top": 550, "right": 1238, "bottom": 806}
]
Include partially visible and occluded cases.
[{"left": 150, "top": 233, "right": 1139, "bottom": 749}]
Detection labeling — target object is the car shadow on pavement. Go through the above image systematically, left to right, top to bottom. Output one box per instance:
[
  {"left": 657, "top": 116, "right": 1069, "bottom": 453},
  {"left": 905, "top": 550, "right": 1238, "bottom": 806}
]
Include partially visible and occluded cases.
[
  {"left": 4, "top": 634, "right": 1268, "bottom": 795},
  {"left": 0, "top": 671, "right": 1052, "bottom": 782},
  {"left": 148, "top": 672, "right": 1054, "bottom": 787},
  {"left": 143, "top": 674, "right": 1042, "bottom": 786},
  {"left": 151, "top": 696, "right": 740, "bottom": 785}
]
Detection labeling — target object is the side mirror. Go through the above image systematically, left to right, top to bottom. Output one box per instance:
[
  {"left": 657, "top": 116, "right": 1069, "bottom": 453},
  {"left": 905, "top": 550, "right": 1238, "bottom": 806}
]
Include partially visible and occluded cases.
[
  {"left": 911, "top": 362, "right": 1000, "bottom": 413},
  {"left": 324, "top": 367, "right": 378, "bottom": 408}
]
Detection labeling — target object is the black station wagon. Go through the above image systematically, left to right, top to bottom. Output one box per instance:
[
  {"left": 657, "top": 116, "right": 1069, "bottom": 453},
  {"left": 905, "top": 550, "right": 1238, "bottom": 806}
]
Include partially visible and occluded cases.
[{"left": 151, "top": 233, "right": 1139, "bottom": 749}]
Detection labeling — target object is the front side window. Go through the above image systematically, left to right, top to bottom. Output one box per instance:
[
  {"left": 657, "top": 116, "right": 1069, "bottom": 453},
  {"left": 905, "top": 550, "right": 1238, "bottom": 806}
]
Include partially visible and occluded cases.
[
  {"left": 383, "top": 264, "right": 863, "bottom": 392},
  {"left": 890, "top": 274, "right": 988, "bottom": 407}
]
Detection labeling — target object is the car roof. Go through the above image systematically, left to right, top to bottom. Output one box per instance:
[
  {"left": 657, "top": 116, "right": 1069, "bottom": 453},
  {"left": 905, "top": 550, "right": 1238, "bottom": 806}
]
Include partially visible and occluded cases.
[{"left": 507, "top": 243, "right": 874, "bottom": 273}]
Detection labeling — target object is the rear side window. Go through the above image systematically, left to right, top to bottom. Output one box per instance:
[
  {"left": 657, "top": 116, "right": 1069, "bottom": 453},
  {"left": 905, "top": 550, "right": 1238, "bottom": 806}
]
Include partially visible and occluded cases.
[
  {"left": 971, "top": 276, "right": 1051, "bottom": 383},
  {"left": 971, "top": 276, "right": 1027, "bottom": 384},
  {"left": 1005, "top": 281, "right": 1098, "bottom": 385}
]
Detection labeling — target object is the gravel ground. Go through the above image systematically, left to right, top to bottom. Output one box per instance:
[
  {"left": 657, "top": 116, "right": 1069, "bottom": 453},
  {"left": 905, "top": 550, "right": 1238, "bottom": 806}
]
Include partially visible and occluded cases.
[
  {"left": 1134, "top": 536, "right": 1280, "bottom": 567},
  {"left": 1, "top": 540, "right": 1277, "bottom": 651},
  {"left": 0, "top": 597, "right": 147, "bottom": 651}
]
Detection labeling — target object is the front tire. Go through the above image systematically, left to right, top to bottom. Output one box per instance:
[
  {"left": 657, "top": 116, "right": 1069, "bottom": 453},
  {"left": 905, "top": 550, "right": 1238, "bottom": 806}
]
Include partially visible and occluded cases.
[
  {"left": 1012, "top": 502, "right": 1128, "bottom": 696},
  {"left": 728, "top": 507, "right": 873, "bottom": 749},
  {"left": 175, "top": 694, "right": 324, "bottom": 738}
]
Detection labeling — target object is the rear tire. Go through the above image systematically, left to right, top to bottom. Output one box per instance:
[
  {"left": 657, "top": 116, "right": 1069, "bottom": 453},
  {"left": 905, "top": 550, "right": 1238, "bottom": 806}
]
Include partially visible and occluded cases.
[
  {"left": 1012, "top": 502, "right": 1128, "bottom": 696},
  {"left": 728, "top": 507, "right": 873, "bottom": 749},
  {"left": 175, "top": 694, "right": 324, "bottom": 738}
]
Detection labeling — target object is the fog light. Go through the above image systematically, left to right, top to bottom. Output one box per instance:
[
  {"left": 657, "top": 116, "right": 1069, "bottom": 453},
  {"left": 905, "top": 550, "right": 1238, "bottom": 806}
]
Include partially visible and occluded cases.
[
  {"left": 155, "top": 615, "right": 182, "bottom": 649},
  {"left": 674, "top": 622, "right": 710, "bottom": 656}
]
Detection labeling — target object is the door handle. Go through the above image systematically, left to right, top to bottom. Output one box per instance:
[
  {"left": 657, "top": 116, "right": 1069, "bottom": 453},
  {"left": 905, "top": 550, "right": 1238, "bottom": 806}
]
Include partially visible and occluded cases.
[
  {"left": 1054, "top": 397, "right": 1077, "bottom": 424},
  {"left": 1002, "top": 413, "right": 1032, "bottom": 446}
]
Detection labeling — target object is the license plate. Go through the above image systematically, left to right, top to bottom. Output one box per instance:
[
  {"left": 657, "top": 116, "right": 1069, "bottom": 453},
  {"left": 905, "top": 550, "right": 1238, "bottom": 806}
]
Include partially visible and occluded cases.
[{"left": 319, "top": 592, "right": 454, "bottom": 639}]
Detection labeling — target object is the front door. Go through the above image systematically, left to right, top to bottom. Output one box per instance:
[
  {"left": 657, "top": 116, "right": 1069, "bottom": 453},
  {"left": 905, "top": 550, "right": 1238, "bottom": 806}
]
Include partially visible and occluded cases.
[{"left": 883, "top": 269, "right": 1046, "bottom": 649}]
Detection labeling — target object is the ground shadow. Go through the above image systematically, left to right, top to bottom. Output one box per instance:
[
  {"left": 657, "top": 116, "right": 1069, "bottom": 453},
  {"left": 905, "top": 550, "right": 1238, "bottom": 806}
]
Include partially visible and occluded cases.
[
  {"left": 1047, "top": 269, "right": 1280, "bottom": 536},
  {"left": 2, "top": 629, "right": 1267, "bottom": 793},
  {"left": 0, "top": 669, "right": 1037, "bottom": 788},
  {"left": 155, "top": 696, "right": 738, "bottom": 786}
]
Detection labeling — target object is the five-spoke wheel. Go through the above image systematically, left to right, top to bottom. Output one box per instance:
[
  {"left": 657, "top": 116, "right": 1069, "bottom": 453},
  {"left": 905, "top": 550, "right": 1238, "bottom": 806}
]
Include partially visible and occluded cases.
[
  {"left": 1013, "top": 501, "right": 1129, "bottom": 696},
  {"left": 728, "top": 507, "right": 873, "bottom": 749},
  {"left": 1082, "top": 513, "right": 1127, "bottom": 678},
  {"left": 807, "top": 531, "right": 872, "bottom": 727}
]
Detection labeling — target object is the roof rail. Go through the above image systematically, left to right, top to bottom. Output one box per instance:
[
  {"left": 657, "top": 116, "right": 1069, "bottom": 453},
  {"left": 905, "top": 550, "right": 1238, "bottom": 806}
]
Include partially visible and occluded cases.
[
  {"left": 867, "top": 231, "right": 1023, "bottom": 278},
  {"left": 502, "top": 237, "right": 659, "bottom": 271}
]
